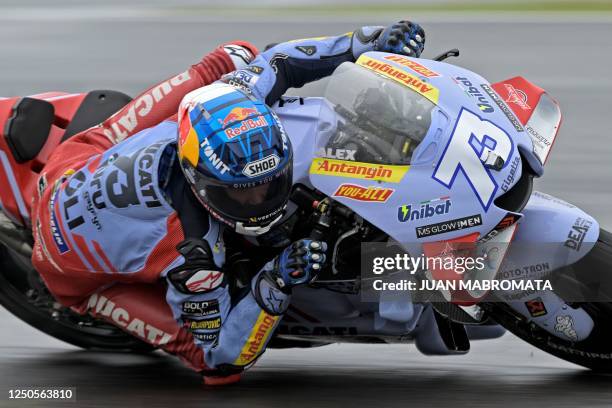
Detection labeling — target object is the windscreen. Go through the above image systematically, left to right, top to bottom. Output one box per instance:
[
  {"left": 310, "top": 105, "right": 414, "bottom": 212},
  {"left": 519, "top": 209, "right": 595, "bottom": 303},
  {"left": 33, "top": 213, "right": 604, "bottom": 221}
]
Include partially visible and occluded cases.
[{"left": 317, "top": 61, "right": 436, "bottom": 165}]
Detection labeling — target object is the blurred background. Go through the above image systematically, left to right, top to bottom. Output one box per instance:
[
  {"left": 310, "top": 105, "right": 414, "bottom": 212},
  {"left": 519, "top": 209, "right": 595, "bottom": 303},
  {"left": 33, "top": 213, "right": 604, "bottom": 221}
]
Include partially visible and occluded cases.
[{"left": 1, "top": 1, "right": 611, "bottom": 407}]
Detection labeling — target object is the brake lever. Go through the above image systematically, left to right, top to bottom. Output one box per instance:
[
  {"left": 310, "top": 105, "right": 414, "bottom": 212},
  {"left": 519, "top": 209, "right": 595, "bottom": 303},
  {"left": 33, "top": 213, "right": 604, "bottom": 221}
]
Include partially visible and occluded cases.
[{"left": 433, "top": 48, "right": 460, "bottom": 62}]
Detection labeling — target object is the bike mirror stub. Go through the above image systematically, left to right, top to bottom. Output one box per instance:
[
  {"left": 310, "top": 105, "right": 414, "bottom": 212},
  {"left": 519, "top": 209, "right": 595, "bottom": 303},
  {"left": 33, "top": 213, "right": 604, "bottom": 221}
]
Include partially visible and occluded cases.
[{"left": 483, "top": 152, "right": 505, "bottom": 171}]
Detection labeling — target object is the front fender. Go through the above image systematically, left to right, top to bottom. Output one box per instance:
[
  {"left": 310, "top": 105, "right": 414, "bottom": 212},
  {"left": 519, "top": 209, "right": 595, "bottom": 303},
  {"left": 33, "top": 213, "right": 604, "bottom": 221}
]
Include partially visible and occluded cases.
[{"left": 505, "top": 191, "right": 599, "bottom": 273}]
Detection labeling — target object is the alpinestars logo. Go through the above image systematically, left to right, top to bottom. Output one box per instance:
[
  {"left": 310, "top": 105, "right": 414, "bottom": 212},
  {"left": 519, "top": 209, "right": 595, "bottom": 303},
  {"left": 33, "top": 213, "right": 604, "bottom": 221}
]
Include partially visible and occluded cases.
[
  {"left": 223, "top": 45, "right": 252, "bottom": 66},
  {"left": 186, "top": 270, "right": 224, "bottom": 292}
]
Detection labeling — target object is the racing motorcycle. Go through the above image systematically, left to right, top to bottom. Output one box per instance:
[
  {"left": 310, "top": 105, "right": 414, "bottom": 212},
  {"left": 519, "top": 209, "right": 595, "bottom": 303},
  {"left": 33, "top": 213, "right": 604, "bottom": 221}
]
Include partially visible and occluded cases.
[{"left": 1, "top": 48, "right": 612, "bottom": 370}]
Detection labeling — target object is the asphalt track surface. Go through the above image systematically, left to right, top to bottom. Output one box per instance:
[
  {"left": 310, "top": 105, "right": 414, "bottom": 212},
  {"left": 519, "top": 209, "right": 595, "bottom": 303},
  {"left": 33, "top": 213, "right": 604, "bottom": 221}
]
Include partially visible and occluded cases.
[{"left": 0, "top": 12, "right": 612, "bottom": 408}]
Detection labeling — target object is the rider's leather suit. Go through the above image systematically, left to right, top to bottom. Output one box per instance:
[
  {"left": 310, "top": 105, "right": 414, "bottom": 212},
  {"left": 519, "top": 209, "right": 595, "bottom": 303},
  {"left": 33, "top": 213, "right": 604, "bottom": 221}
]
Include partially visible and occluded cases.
[{"left": 30, "top": 27, "right": 385, "bottom": 373}]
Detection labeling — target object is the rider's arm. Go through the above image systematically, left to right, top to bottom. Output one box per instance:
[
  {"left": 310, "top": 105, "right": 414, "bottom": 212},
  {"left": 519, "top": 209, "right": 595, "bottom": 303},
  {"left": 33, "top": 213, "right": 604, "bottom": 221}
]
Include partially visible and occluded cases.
[
  {"left": 220, "top": 22, "right": 424, "bottom": 105},
  {"left": 70, "top": 42, "right": 257, "bottom": 150},
  {"left": 163, "top": 235, "right": 287, "bottom": 375},
  {"left": 164, "top": 236, "right": 325, "bottom": 375}
]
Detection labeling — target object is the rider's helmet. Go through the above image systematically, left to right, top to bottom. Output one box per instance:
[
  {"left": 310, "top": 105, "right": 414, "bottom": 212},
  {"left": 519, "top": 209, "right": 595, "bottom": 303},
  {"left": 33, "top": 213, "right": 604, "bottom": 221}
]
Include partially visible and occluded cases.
[{"left": 177, "top": 83, "right": 293, "bottom": 236}]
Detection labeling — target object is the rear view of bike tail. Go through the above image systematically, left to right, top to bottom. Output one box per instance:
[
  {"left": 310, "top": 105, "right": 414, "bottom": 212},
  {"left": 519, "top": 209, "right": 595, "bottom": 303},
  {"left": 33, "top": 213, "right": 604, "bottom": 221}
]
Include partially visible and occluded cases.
[{"left": 0, "top": 91, "right": 153, "bottom": 352}]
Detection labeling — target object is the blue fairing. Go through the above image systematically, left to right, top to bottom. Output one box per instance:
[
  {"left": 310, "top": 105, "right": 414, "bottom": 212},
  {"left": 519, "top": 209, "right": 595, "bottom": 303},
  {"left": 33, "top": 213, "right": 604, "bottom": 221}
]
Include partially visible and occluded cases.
[{"left": 272, "top": 53, "right": 598, "bottom": 268}]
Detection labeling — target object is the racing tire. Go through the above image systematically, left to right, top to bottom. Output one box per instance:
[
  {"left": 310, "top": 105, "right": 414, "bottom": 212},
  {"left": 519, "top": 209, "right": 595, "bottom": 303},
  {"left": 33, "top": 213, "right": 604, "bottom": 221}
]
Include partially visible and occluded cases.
[
  {"left": 484, "top": 228, "right": 612, "bottom": 371},
  {"left": 0, "top": 243, "right": 155, "bottom": 353}
]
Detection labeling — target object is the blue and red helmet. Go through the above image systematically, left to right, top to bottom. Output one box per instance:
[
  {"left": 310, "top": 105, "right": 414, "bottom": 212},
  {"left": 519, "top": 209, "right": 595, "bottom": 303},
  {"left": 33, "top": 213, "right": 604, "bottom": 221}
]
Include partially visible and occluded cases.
[{"left": 177, "top": 83, "right": 293, "bottom": 235}]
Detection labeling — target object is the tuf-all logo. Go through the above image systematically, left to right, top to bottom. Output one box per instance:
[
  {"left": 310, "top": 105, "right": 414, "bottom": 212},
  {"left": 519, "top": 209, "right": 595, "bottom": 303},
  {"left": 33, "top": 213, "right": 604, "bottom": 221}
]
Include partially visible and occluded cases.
[
  {"left": 383, "top": 54, "right": 440, "bottom": 78},
  {"left": 104, "top": 71, "right": 191, "bottom": 144},
  {"left": 433, "top": 108, "right": 513, "bottom": 210},
  {"left": 243, "top": 154, "right": 279, "bottom": 178},
  {"left": 334, "top": 184, "right": 394, "bottom": 203},
  {"left": 186, "top": 270, "right": 224, "bottom": 292},
  {"left": 86, "top": 294, "right": 172, "bottom": 345},
  {"left": 234, "top": 311, "right": 279, "bottom": 366}
]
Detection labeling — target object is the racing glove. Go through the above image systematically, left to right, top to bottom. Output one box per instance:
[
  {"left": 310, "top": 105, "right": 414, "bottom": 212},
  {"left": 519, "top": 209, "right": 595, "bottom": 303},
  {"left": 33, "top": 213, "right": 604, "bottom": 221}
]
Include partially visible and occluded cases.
[
  {"left": 353, "top": 21, "right": 425, "bottom": 58},
  {"left": 376, "top": 21, "right": 425, "bottom": 57},
  {"left": 252, "top": 239, "right": 327, "bottom": 315}
]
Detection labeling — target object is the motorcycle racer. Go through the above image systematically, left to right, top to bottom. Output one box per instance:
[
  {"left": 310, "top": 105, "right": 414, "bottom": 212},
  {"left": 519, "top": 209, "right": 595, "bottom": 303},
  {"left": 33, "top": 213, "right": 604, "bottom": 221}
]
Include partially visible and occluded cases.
[{"left": 29, "top": 21, "right": 425, "bottom": 385}]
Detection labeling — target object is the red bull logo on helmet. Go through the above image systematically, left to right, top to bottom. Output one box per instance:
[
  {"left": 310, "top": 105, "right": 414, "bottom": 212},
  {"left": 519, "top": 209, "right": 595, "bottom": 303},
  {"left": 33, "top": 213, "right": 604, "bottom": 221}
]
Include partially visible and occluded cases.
[
  {"left": 221, "top": 107, "right": 259, "bottom": 127},
  {"left": 224, "top": 115, "right": 269, "bottom": 139}
]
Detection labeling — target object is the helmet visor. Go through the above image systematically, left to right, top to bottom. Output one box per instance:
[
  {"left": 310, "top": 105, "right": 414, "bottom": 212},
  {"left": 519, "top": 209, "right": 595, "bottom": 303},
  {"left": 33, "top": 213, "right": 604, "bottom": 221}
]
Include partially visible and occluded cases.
[{"left": 195, "top": 164, "right": 292, "bottom": 225}]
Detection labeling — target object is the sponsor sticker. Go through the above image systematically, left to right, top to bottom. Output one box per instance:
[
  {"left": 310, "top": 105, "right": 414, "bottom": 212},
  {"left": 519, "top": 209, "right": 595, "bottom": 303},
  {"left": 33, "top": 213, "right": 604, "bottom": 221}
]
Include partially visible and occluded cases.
[
  {"left": 295, "top": 45, "right": 317, "bottom": 56},
  {"left": 383, "top": 54, "right": 440, "bottom": 78},
  {"left": 356, "top": 55, "right": 440, "bottom": 104},
  {"left": 244, "top": 65, "right": 264, "bottom": 75},
  {"left": 233, "top": 70, "right": 256, "bottom": 84},
  {"left": 453, "top": 77, "right": 494, "bottom": 113},
  {"left": 480, "top": 84, "right": 524, "bottom": 132},
  {"left": 503, "top": 84, "right": 531, "bottom": 111},
  {"left": 221, "top": 107, "right": 259, "bottom": 128},
  {"left": 224, "top": 116, "right": 269, "bottom": 139},
  {"left": 526, "top": 124, "right": 553, "bottom": 161},
  {"left": 317, "top": 148, "right": 356, "bottom": 161},
  {"left": 243, "top": 154, "right": 279, "bottom": 178},
  {"left": 501, "top": 156, "right": 521, "bottom": 192},
  {"left": 310, "top": 158, "right": 408, "bottom": 183},
  {"left": 333, "top": 184, "right": 394, "bottom": 203},
  {"left": 49, "top": 189, "right": 70, "bottom": 254},
  {"left": 398, "top": 196, "right": 452, "bottom": 223},
  {"left": 478, "top": 213, "right": 521, "bottom": 243},
  {"left": 416, "top": 214, "right": 483, "bottom": 238},
  {"left": 564, "top": 217, "right": 593, "bottom": 251},
  {"left": 185, "top": 270, "right": 224, "bottom": 292},
  {"left": 87, "top": 294, "right": 172, "bottom": 345},
  {"left": 525, "top": 297, "right": 548, "bottom": 317},
  {"left": 181, "top": 300, "right": 220, "bottom": 317},
  {"left": 234, "top": 311, "right": 279, "bottom": 366},
  {"left": 554, "top": 315, "right": 578, "bottom": 341},
  {"left": 184, "top": 316, "right": 222, "bottom": 331},
  {"left": 193, "top": 332, "right": 218, "bottom": 342}
]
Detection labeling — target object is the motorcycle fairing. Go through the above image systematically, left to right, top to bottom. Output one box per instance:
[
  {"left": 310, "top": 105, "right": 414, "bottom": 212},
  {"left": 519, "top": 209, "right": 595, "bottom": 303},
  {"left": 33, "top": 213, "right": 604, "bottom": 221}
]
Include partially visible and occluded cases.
[
  {"left": 298, "top": 53, "right": 546, "bottom": 245},
  {"left": 504, "top": 191, "right": 599, "bottom": 271}
]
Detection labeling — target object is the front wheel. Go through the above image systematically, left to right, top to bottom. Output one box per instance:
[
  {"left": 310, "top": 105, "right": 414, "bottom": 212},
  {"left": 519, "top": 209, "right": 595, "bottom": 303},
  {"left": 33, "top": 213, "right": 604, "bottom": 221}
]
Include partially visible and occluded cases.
[{"left": 484, "top": 229, "right": 612, "bottom": 371}]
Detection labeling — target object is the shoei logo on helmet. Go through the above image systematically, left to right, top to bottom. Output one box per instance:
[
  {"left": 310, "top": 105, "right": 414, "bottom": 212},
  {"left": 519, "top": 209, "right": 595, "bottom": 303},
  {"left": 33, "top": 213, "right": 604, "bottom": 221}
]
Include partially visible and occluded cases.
[{"left": 243, "top": 154, "right": 280, "bottom": 178}]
